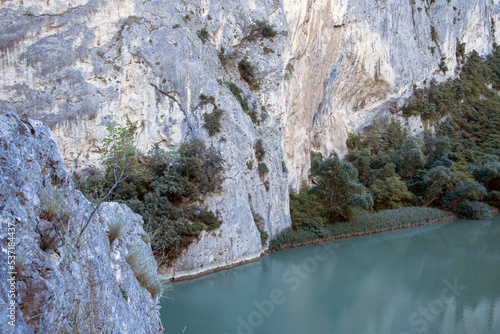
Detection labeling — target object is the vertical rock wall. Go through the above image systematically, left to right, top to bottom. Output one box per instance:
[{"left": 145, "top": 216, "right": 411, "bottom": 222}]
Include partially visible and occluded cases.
[
  {"left": 0, "top": 0, "right": 292, "bottom": 278},
  {"left": 1, "top": 0, "right": 499, "bottom": 278},
  {"left": 283, "top": 0, "right": 500, "bottom": 187}
]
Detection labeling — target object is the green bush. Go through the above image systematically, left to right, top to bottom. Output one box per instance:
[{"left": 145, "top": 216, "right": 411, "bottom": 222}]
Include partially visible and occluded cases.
[
  {"left": 245, "top": 20, "right": 278, "bottom": 41},
  {"left": 430, "top": 25, "right": 438, "bottom": 44},
  {"left": 197, "top": 27, "right": 209, "bottom": 44},
  {"left": 263, "top": 46, "right": 274, "bottom": 54},
  {"left": 439, "top": 56, "right": 448, "bottom": 74},
  {"left": 238, "top": 58, "right": 260, "bottom": 90},
  {"left": 284, "top": 62, "right": 294, "bottom": 80},
  {"left": 224, "top": 81, "right": 249, "bottom": 112},
  {"left": 199, "top": 94, "right": 216, "bottom": 107},
  {"left": 203, "top": 109, "right": 224, "bottom": 136},
  {"left": 254, "top": 138, "right": 266, "bottom": 162},
  {"left": 75, "top": 140, "right": 225, "bottom": 263},
  {"left": 310, "top": 151, "right": 373, "bottom": 222},
  {"left": 282, "top": 161, "right": 288, "bottom": 173},
  {"left": 258, "top": 162, "right": 269, "bottom": 179},
  {"left": 370, "top": 176, "right": 413, "bottom": 210},
  {"left": 289, "top": 183, "right": 326, "bottom": 229},
  {"left": 485, "top": 190, "right": 500, "bottom": 207},
  {"left": 455, "top": 200, "right": 492, "bottom": 219},
  {"left": 252, "top": 213, "right": 269, "bottom": 246}
]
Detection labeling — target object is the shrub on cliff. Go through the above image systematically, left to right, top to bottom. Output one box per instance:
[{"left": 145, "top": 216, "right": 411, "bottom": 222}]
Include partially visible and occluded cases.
[
  {"left": 238, "top": 58, "right": 260, "bottom": 90},
  {"left": 203, "top": 109, "right": 224, "bottom": 136},
  {"left": 75, "top": 139, "right": 224, "bottom": 264}
]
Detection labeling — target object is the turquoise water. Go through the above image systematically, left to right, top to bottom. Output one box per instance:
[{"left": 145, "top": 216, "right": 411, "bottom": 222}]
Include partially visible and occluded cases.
[{"left": 161, "top": 216, "right": 500, "bottom": 334}]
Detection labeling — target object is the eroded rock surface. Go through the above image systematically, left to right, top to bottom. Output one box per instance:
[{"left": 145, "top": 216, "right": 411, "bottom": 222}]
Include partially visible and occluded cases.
[{"left": 0, "top": 112, "right": 162, "bottom": 333}]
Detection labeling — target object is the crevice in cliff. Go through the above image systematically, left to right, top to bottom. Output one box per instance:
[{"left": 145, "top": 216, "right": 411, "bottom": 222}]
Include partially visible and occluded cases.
[{"left": 150, "top": 83, "right": 186, "bottom": 115}]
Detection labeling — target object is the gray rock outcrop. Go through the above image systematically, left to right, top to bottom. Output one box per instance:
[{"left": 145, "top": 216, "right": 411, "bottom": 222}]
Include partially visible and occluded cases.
[{"left": 0, "top": 112, "right": 162, "bottom": 333}]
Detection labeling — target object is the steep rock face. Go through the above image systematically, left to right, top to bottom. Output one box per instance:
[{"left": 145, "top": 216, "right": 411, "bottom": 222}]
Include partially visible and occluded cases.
[
  {"left": 0, "top": 0, "right": 292, "bottom": 278},
  {"left": 1, "top": 0, "right": 499, "bottom": 277},
  {"left": 283, "top": 0, "right": 500, "bottom": 187},
  {"left": 0, "top": 113, "right": 162, "bottom": 333}
]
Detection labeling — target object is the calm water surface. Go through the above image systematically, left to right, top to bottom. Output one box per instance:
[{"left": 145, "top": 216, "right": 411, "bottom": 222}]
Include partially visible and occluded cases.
[{"left": 161, "top": 216, "right": 500, "bottom": 334}]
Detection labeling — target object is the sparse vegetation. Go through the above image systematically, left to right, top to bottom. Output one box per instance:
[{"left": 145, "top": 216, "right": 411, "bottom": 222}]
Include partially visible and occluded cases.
[
  {"left": 244, "top": 20, "right": 278, "bottom": 41},
  {"left": 430, "top": 25, "right": 438, "bottom": 44},
  {"left": 197, "top": 27, "right": 210, "bottom": 44},
  {"left": 456, "top": 38, "right": 466, "bottom": 61},
  {"left": 263, "top": 46, "right": 274, "bottom": 54},
  {"left": 218, "top": 47, "right": 239, "bottom": 67},
  {"left": 439, "top": 56, "right": 448, "bottom": 74},
  {"left": 238, "top": 58, "right": 260, "bottom": 90},
  {"left": 285, "top": 61, "right": 294, "bottom": 80},
  {"left": 224, "top": 81, "right": 249, "bottom": 112},
  {"left": 203, "top": 109, "right": 224, "bottom": 136},
  {"left": 255, "top": 139, "right": 266, "bottom": 162},
  {"left": 282, "top": 161, "right": 288, "bottom": 173},
  {"left": 258, "top": 162, "right": 269, "bottom": 180},
  {"left": 39, "top": 186, "right": 73, "bottom": 250},
  {"left": 270, "top": 207, "right": 452, "bottom": 250},
  {"left": 253, "top": 213, "right": 269, "bottom": 246},
  {"left": 107, "top": 216, "right": 127, "bottom": 245},
  {"left": 125, "top": 249, "right": 166, "bottom": 298}
]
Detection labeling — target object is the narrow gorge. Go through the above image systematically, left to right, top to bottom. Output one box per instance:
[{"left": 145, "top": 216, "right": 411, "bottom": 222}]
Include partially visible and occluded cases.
[{"left": 1, "top": 0, "right": 499, "bottom": 331}]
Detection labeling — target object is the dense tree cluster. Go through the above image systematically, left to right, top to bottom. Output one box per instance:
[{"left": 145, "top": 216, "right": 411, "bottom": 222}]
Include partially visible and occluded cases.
[{"left": 289, "top": 46, "right": 500, "bottom": 231}]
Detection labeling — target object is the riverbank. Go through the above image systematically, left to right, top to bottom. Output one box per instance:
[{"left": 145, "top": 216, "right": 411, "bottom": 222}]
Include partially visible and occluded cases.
[
  {"left": 163, "top": 207, "right": 455, "bottom": 281},
  {"left": 270, "top": 207, "right": 456, "bottom": 251},
  {"left": 163, "top": 208, "right": 498, "bottom": 281},
  {"left": 270, "top": 213, "right": 458, "bottom": 251},
  {"left": 160, "top": 253, "right": 264, "bottom": 282}
]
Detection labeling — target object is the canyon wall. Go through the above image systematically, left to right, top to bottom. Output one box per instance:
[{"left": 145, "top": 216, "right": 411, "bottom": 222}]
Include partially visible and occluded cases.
[
  {"left": 0, "top": 0, "right": 292, "bottom": 279},
  {"left": 1, "top": 0, "right": 499, "bottom": 279},
  {"left": 283, "top": 0, "right": 500, "bottom": 187}
]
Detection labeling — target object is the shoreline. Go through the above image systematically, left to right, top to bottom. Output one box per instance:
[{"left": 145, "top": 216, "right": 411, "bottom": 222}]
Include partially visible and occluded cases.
[
  {"left": 164, "top": 209, "right": 498, "bottom": 282},
  {"left": 270, "top": 214, "right": 458, "bottom": 251},
  {"left": 161, "top": 253, "right": 264, "bottom": 282}
]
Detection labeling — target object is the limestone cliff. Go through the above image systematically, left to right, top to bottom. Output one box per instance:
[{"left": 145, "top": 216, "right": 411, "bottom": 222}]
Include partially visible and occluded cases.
[
  {"left": 0, "top": 0, "right": 292, "bottom": 278},
  {"left": 1, "top": 0, "right": 498, "bottom": 278},
  {"left": 283, "top": 0, "right": 500, "bottom": 186},
  {"left": 0, "top": 112, "right": 162, "bottom": 333}
]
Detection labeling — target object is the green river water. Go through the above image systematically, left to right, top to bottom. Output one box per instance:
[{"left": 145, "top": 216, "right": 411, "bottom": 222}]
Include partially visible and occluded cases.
[{"left": 161, "top": 215, "right": 500, "bottom": 334}]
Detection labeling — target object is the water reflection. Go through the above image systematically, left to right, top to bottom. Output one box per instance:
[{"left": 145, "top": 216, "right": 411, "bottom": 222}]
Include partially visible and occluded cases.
[{"left": 162, "top": 216, "right": 500, "bottom": 334}]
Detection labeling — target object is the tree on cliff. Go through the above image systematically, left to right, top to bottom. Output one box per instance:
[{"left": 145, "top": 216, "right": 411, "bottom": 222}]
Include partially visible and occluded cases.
[
  {"left": 77, "top": 118, "right": 141, "bottom": 244},
  {"left": 309, "top": 151, "right": 373, "bottom": 222}
]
